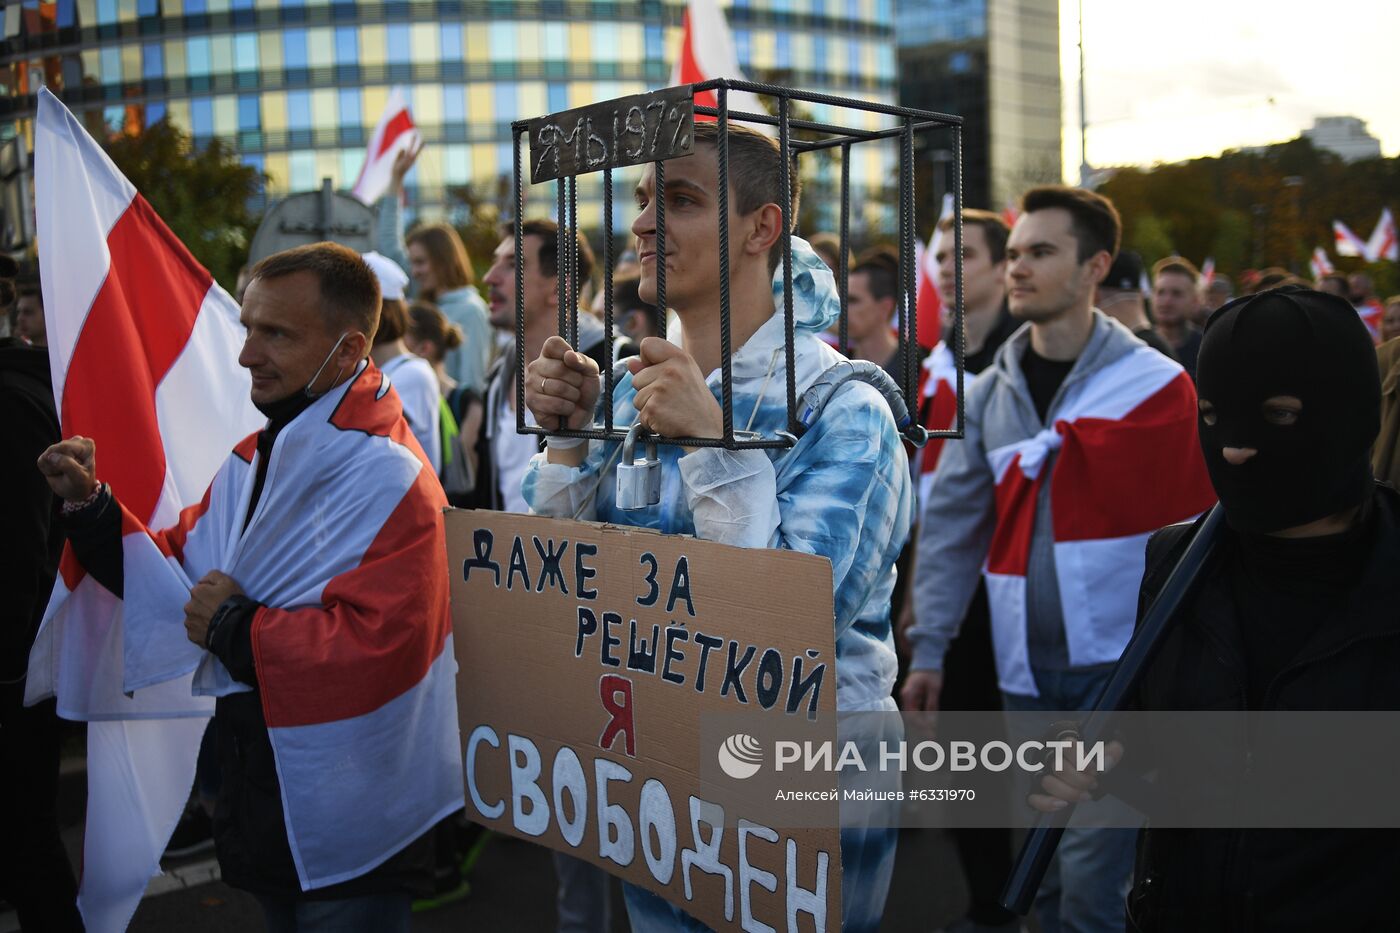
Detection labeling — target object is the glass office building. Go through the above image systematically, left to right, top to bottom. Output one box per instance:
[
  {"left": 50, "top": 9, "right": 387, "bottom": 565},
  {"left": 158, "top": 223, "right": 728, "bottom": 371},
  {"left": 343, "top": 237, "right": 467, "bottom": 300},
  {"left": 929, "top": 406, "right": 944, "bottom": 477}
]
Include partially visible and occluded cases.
[
  {"left": 1, "top": 0, "right": 898, "bottom": 230},
  {"left": 897, "top": 0, "right": 1061, "bottom": 212}
]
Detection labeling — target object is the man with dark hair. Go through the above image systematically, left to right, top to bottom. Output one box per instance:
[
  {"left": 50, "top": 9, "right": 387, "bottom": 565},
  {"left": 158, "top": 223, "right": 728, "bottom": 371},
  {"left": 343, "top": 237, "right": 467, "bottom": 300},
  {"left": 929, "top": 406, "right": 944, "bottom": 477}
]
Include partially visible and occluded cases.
[
  {"left": 523, "top": 122, "right": 911, "bottom": 932},
  {"left": 905, "top": 186, "right": 1215, "bottom": 933},
  {"left": 469, "top": 219, "right": 609, "bottom": 513},
  {"left": 36, "top": 241, "right": 461, "bottom": 933},
  {"left": 847, "top": 246, "right": 901, "bottom": 378},
  {"left": 1096, "top": 250, "right": 1176, "bottom": 360},
  {"left": 1152, "top": 256, "right": 1205, "bottom": 379},
  {"left": 15, "top": 277, "right": 47, "bottom": 347}
]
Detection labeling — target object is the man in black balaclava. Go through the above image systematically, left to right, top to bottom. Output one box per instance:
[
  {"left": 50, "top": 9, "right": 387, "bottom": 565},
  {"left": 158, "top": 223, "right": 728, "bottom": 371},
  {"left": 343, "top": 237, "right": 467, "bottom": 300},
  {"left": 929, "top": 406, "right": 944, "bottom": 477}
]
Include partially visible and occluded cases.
[{"left": 1029, "top": 287, "right": 1400, "bottom": 931}]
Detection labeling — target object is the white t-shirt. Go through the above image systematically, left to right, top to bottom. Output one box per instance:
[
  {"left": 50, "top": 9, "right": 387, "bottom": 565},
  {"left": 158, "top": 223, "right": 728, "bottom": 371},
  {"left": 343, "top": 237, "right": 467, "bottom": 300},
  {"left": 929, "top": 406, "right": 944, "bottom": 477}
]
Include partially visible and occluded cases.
[
  {"left": 382, "top": 354, "right": 442, "bottom": 474},
  {"left": 493, "top": 390, "right": 539, "bottom": 514}
]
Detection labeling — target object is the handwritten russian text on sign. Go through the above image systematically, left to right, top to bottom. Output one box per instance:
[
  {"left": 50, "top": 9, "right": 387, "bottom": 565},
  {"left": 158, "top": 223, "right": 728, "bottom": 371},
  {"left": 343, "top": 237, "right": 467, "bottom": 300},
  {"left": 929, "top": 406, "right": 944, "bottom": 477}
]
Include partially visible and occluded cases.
[
  {"left": 528, "top": 86, "right": 695, "bottom": 183},
  {"left": 449, "top": 510, "right": 842, "bottom": 931}
]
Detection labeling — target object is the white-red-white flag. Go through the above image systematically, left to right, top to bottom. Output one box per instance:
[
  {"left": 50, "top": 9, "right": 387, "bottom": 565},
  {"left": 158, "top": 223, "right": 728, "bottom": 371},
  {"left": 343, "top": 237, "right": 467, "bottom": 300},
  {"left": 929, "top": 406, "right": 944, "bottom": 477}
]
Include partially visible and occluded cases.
[
  {"left": 670, "top": 0, "right": 770, "bottom": 130},
  {"left": 351, "top": 86, "right": 420, "bottom": 205},
  {"left": 26, "top": 87, "right": 263, "bottom": 932},
  {"left": 1365, "top": 207, "right": 1397, "bottom": 262},
  {"left": 1334, "top": 219, "right": 1368, "bottom": 257},
  {"left": 1309, "top": 246, "right": 1335, "bottom": 279}
]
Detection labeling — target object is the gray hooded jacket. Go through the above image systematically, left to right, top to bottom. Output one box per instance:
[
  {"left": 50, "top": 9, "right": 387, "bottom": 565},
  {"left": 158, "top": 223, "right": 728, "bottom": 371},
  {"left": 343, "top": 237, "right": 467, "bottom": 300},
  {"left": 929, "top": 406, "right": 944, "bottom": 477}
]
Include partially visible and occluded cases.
[{"left": 908, "top": 310, "right": 1153, "bottom": 679}]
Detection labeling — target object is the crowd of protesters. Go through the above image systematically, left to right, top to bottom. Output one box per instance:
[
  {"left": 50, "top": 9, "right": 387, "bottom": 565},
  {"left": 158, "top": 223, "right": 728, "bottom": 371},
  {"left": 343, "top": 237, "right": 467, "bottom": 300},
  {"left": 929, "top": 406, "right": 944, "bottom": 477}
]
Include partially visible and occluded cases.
[{"left": 5, "top": 119, "right": 1400, "bottom": 933}]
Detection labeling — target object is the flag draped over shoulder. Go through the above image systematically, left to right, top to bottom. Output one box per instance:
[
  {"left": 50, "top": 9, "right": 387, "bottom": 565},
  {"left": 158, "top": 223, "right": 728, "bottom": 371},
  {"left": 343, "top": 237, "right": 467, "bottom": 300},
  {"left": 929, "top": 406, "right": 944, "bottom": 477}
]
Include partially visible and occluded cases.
[
  {"left": 351, "top": 86, "right": 419, "bottom": 206},
  {"left": 24, "top": 87, "right": 265, "bottom": 932},
  {"left": 981, "top": 348, "right": 1216, "bottom": 696},
  {"left": 177, "top": 360, "right": 463, "bottom": 889}
]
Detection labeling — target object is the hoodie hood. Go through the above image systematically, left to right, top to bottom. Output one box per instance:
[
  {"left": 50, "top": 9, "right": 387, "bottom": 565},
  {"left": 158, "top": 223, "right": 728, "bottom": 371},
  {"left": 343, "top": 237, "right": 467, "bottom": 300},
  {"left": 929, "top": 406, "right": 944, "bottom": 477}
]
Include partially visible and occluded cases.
[{"left": 773, "top": 235, "right": 843, "bottom": 335}]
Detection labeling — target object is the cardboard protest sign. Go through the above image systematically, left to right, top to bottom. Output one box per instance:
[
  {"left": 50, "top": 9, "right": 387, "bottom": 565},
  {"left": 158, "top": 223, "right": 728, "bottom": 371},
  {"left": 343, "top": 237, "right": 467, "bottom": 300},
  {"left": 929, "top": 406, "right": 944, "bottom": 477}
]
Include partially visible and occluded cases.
[{"left": 448, "top": 509, "right": 842, "bottom": 930}]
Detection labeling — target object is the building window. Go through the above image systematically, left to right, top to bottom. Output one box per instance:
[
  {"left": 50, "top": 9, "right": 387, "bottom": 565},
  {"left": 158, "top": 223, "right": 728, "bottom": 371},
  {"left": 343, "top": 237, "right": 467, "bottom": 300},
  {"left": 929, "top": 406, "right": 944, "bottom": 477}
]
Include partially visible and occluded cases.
[
  {"left": 97, "top": 0, "right": 118, "bottom": 24},
  {"left": 137, "top": 0, "right": 159, "bottom": 15},
  {"left": 488, "top": 22, "right": 516, "bottom": 62},
  {"left": 387, "top": 23, "right": 410, "bottom": 65},
  {"left": 440, "top": 23, "right": 462, "bottom": 62},
  {"left": 334, "top": 26, "right": 356, "bottom": 63},
  {"left": 307, "top": 27, "right": 333, "bottom": 68},
  {"left": 283, "top": 29, "right": 308, "bottom": 69},
  {"left": 234, "top": 33, "right": 257, "bottom": 71},
  {"left": 186, "top": 36, "right": 210, "bottom": 76},
  {"left": 142, "top": 42, "right": 162, "bottom": 78},
  {"left": 100, "top": 46, "right": 120, "bottom": 81},
  {"left": 494, "top": 82, "right": 517, "bottom": 123},
  {"left": 547, "top": 82, "right": 567, "bottom": 113},
  {"left": 443, "top": 85, "right": 465, "bottom": 123},
  {"left": 338, "top": 86, "right": 360, "bottom": 125},
  {"left": 287, "top": 89, "right": 310, "bottom": 129},
  {"left": 237, "top": 93, "right": 259, "bottom": 130},
  {"left": 191, "top": 96, "right": 213, "bottom": 137},
  {"left": 147, "top": 100, "right": 166, "bottom": 124},
  {"left": 289, "top": 151, "right": 315, "bottom": 191}
]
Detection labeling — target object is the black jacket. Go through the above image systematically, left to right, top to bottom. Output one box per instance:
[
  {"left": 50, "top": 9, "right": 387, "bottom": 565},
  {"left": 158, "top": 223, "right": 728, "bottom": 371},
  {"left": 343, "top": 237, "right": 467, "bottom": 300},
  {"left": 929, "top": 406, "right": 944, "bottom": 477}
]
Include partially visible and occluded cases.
[
  {"left": 0, "top": 340, "right": 62, "bottom": 697},
  {"left": 1123, "top": 483, "right": 1400, "bottom": 932}
]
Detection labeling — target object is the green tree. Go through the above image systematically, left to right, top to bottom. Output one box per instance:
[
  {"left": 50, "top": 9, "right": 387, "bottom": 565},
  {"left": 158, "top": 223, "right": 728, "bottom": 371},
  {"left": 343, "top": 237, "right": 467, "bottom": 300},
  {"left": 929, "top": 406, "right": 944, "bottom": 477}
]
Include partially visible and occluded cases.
[
  {"left": 103, "top": 119, "right": 263, "bottom": 290},
  {"left": 1099, "top": 137, "right": 1400, "bottom": 282},
  {"left": 1127, "top": 212, "right": 1175, "bottom": 268}
]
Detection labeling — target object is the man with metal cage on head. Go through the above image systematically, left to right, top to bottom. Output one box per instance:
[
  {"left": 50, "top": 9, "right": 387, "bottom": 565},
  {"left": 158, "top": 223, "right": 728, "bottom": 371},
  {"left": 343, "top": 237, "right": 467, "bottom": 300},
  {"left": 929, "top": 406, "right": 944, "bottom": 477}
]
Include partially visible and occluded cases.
[{"left": 522, "top": 118, "right": 914, "bottom": 930}]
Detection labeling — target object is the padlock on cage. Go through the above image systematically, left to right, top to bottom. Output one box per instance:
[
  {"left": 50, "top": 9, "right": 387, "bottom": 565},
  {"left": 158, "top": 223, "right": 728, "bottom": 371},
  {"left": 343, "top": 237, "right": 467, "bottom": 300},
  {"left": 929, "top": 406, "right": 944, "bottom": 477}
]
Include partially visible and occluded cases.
[{"left": 615, "top": 422, "right": 663, "bottom": 511}]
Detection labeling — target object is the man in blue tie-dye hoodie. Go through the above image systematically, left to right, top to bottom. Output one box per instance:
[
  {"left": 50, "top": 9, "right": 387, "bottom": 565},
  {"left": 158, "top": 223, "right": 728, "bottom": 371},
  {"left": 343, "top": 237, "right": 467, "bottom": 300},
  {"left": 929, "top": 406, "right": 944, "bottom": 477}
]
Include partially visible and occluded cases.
[{"left": 522, "top": 122, "right": 913, "bottom": 932}]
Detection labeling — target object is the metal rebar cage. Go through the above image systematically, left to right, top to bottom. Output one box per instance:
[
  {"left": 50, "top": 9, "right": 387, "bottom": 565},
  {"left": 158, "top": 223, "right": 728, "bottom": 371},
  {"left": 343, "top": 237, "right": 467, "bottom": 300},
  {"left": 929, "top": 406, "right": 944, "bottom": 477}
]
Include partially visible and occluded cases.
[{"left": 511, "top": 77, "right": 967, "bottom": 452}]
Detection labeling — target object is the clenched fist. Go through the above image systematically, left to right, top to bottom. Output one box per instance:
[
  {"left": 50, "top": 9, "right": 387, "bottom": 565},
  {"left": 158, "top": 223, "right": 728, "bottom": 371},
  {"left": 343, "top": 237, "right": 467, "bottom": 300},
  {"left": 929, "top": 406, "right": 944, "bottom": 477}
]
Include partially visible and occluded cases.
[{"left": 36, "top": 436, "right": 99, "bottom": 503}]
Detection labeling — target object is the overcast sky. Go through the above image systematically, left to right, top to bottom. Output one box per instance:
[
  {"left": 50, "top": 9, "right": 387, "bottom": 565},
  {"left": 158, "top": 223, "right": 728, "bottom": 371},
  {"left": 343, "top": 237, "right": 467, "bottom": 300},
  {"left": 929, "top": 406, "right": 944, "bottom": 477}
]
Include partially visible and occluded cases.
[{"left": 1059, "top": 0, "right": 1398, "bottom": 175}]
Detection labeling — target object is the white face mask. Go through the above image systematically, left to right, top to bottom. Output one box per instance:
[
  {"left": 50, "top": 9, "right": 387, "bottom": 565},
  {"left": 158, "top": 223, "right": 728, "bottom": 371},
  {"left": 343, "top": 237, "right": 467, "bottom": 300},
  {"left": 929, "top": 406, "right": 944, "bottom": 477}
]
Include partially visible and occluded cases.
[{"left": 303, "top": 331, "right": 350, "bottom": 398}]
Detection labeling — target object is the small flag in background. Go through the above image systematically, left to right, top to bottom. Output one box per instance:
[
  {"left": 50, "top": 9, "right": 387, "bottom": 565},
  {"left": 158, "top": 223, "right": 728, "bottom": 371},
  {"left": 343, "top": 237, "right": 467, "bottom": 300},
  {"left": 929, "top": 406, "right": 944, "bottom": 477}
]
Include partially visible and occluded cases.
[
  {"left": 351, "top": 86, "right": 420, "bottom": 206},
  {"left": 27, "top": 87, "right": 263, "bottom": 932},
  {"left": 1365, "top": 208, "right": 1397, "bottom": 263},
  {"left": 1334, "top": 219, "right": 1368, "bottom": 258},
  {"left": 1309, "top": 247, "right": 1335, "bottom": 279},
  {"left": 1200, "top": 257, "right": 1215, "bottom": 288}
]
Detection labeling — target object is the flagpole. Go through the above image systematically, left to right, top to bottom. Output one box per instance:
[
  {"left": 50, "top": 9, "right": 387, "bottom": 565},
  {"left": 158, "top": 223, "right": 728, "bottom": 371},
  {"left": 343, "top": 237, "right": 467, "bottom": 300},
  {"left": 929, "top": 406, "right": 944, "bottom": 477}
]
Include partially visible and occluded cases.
[{"left": 1077, "top": 0, "right": 1091, "bottom": 188}]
